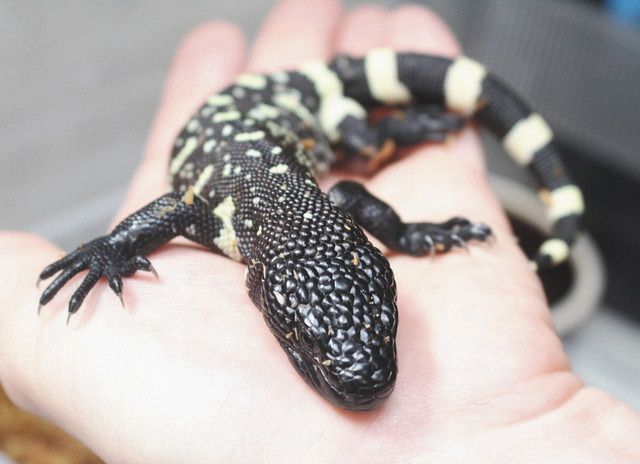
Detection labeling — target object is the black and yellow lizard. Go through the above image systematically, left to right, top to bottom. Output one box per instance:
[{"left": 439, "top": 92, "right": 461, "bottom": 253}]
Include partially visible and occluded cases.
[{"left": 37, "top": 48, "right": 584, "bottom": 411}]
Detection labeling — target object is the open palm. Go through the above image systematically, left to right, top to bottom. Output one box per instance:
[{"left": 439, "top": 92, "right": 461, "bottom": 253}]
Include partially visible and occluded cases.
[{"left": 1, "top": 1, "right": 638, "bottom": 462}]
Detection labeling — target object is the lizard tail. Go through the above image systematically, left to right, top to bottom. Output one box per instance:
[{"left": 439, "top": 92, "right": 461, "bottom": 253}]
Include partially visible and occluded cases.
[{"left": 330, "top": 49, "right": 584, "bottom": 270}]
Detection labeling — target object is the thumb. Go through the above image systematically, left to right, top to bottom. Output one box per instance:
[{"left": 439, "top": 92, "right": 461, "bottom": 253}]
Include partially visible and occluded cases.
[{"left": 0, "top": 231, "right": 62, "bottom": 412}]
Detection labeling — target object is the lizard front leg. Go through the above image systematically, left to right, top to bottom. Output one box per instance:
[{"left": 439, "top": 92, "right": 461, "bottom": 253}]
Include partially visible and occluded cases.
[
  {"left": 328, "top": 180, "right": 492, "bottom": 256},
  {"left": 37, "top": 188, "right": 224, "bottom": 322}
]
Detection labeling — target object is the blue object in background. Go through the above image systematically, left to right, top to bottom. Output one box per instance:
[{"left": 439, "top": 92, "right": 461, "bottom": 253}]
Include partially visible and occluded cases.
[{"left": 605, "top": 0, "right": 640, "bottom": 25}]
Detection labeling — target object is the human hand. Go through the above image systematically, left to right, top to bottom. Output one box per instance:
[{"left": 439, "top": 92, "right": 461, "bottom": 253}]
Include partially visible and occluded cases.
[{"left": 1, "top": 1, "right": 639, "bottom": 462}]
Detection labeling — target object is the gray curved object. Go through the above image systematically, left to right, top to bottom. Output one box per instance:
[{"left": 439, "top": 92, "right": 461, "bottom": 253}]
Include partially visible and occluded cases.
[
  {"left": 490, "top": 174, "right": 606, "bottom": 336},
  {"left": 0, "top": 452, "right": 15, "bottom": 464}
]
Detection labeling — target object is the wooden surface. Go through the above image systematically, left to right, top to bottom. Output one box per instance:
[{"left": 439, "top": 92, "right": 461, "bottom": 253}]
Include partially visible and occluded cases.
[{"left": 0, "top": 388, "right": 101, "bottom": 464}]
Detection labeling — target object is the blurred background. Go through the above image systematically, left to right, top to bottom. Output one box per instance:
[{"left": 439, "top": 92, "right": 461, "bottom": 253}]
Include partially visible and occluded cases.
[{"left": 1, "top": 0, "right": 639, "bottom": 462}]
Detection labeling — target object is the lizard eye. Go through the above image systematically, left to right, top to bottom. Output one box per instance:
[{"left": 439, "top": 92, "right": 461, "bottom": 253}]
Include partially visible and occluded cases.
[{"left": 299, "top": 330, "right": 314, "bottom": 348}]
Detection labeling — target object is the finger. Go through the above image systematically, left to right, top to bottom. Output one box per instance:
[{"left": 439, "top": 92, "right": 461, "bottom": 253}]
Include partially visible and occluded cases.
[
  {"left": 247, "top": 0, "right": 342, "bottom": 72},
  {"left": 386, "top": 4, "right": 485, "bottom": 173},
  {"left": 388, "top": 4, "right": 460, "bottom": 56},
  {"left": 334, "top": 5, "right": 389, "bottom": 55},
  {"left": 117, "top": 21, "right": 246, "bottom": 219},
  {"left": 0, "top": 232, "right": 61, "bottom": 407},
  {"left": 0, "top": 232, "right": 59, "bottom": 306}
]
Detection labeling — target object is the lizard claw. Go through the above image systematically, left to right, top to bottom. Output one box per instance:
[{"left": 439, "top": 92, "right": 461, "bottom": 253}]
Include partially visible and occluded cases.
[
  {"left": 403, "top": 218, "right": 493, "bottom": 257},
  {"left": 451, "top": 234, "right": 469, "bottom": 252},
  {"left": 424, "top": 235, "right": 436, "bottom": 257},
  {"left": 37, "top": 236, "right": 156, "bottom": 318},
  {"left": 127, "top": 256, "right": 158, "bottom": 278},
  {"left": 148, "top": 263, "right": 159, "bottom": 279}
]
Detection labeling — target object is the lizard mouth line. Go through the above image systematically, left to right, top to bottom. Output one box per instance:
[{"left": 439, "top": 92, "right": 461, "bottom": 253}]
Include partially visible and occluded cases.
[{"left": 282, "top": 340, "right": 395, "bottom": 411}]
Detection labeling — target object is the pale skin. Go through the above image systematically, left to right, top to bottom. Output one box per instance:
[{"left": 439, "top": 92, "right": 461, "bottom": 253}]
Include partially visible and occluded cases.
[{"left": 1, "top": 1, "right": 639, "bottom": 462}]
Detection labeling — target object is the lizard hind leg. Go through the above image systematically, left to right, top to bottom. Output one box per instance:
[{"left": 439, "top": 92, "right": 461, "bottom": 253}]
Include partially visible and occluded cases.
[{"left": 336, "top": 105, "right": 464, "bottom": 170}]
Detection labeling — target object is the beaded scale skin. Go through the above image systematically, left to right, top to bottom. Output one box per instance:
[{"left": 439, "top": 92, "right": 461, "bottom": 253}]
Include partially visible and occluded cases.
[{"left": 37, "top": 48, "right": 584, "bottom": 410}]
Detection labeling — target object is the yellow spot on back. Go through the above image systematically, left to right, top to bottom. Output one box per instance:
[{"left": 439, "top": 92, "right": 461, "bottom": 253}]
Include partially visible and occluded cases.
[
  {"left": 236, "top": 73, "right": 267, "bottom": 90},
  {"left": 207, "top": 94, "right": 234, "bottom": 106},
  {"left": 248, "top": 103, "right": 280, "bottom": 120},
  {"left": 213, "top": 110, "right": 241, "bottom": 123},
  {"left": 234, "top": 131, "right": 266, "bottom": 142},
  {"left": 169, "top": 137, "right": 198, "bottom": 175},
  {"left": 203, "top": 139, "right": 217, "bottom": 153},
  {"left": 269, "top": 164, "right": 289, "bottom": 174},
  {"left": 193, "top": 165, "right": 214, "bottom": 195},
  {"left": 181, "top": 186, "right": 195, "bottom": 205},
  {"left": 213, "top": 196, "right": 242, "bottom": 261}
]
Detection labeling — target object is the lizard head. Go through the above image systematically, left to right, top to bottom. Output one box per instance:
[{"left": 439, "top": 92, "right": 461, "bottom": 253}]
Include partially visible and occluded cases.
[{"left": 247, "top": 237, "right": 398, "bottom": 411}]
